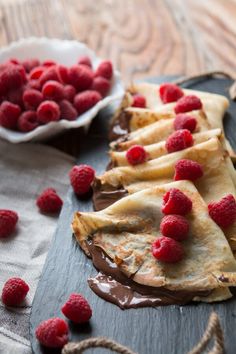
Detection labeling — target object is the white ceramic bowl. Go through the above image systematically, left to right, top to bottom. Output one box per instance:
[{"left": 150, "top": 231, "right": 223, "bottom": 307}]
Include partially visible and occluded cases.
[{"left": 0, "top": 37, "right": 124, "bottom": 143}]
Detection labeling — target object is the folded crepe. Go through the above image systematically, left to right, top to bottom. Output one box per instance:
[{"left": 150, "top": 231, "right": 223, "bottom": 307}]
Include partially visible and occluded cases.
[{"left": 73, "top": 180, "right": 236, "bottom": 304}]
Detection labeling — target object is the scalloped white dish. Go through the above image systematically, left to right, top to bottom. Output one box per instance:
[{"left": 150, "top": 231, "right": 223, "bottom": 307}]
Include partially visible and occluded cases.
[{"left": 0, "top": 37, "right": 124, "bottom": 143}]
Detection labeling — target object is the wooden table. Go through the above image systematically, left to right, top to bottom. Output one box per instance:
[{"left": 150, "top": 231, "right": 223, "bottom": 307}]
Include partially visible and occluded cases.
[{"left": 0, "top": 0, "right": 235, "bottom": 155}]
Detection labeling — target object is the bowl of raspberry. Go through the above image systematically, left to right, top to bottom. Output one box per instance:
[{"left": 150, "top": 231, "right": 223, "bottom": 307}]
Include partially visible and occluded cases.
[{"left": 0, "top": 37, "right": 124, "bottom": 142}]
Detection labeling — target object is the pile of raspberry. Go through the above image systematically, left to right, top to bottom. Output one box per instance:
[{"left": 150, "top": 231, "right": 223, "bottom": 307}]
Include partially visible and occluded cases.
[{"left": 0, "top": 57, "right": 113, "bottom": 132}]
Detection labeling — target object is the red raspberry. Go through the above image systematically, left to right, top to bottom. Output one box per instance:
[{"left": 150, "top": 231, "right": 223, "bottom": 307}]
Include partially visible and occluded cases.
[
  {"left": 78, "top": 56, "right": 92, "bottom": 68},
  {"left": 8, "top": 58, "right": 20, "bottom": 65},
  {"left": 22, "top": 59, "right": 40, "bottom": 73},
  {"left": 42, "top": 60, "right": 56, "bottom": 67},
  {"left": 94, "top": 60, "right": 113, "bottom": 80},
  {"left": 2, "top": 64, "right": 26, "bottom": 91},
  {"left": 57, "top": 65, "right": 70, "bottom": 84},
  {"left": 68, "top": 65, "right": 93, "bottom": 92},
  {"left": 29, "top": 66, "right": 45, "bottom": 80},
  {"left": 39, "top": 67, "right": 60, "bottom": 87},
  {"left": 91, "top": 77, "right": 111, "bottom": 97},
  {"left": 27, "top": 79, "right": 41, "bottom": 91},
  {"left": 42, "top": 80, "right": 64, "bottom": 101},
  {"left": 159, "top": 83, "right": 184, "bottom": 103},
  {"left": 64, "top": 85, "right": 76, "bottom": 102},
  {"left": 7, "top": 87, "right": 24, "bottom": 107},
  {"left": 23, "top": 89, "right": 43, "bottom": 110},
  {"left": 74, "top": 90, "right": 102, "bottom": 115},
  {"left": 131, "top": 94, "right": 146, "bottom": 108},
  {"left": 174, "top": 95, "right": 202, "bottom": 114},
  {"left": 59, "top": 100, "right": 78, "bottom": 121},
  {"left": 0, "top": 101, "right": 21, "bottom": 129},
  {"left": 37, "top": 101, "right": 60, "bottom": 124},
  {"left": 18, "top": 111, "right": 38, "bottom": 132},
  {"left": 174, "top": 113, "right": 197, "bottom": 132},
  {"left": 165, "top": 129, "right": 193, "bottom": 153},
  {"left": 126, "top": 145, "right": 147, "bottom": 165},
  {"left": 174, "top": 159, "right": 203, "bottom": 181},
  {"left": 69, "top": 164, "right": 95, "bottom": 196},
  {"left": 36, "top": 188, "right": 63, "bottom": 214},
  {"left": 162, "top": 188, "right": 192, "bottom": 215},
  {"left": 208, "top": 194, "right": 236, "bottom": 229},
  {"left": 0, "top": 210, "right": 18, "bottom": 238},
  {"left": 160, "top": 215, "right": 189, "bottom": 241},
  {"left": 152, "top": 236, "right": 184, "bottom": 263},
  {"left": 2, "top": 277, "right": 29, "bottom": 306},
  {"left": 61, "top": 293, "right": 92, "bottom": 323},
  {"left": 35, "top": 318, "right": 68, "bottom": 348}
]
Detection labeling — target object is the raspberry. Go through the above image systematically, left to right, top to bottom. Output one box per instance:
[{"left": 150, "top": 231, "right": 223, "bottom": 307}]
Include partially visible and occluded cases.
[
  {"left": 78, "top": 56, "right": 92, "bottom": 68},
  {"left": 8, "top": 58, "right": 20, "bottom": 65},
  {"left": 22, "top": 59, "right": 40, "bottom": 73},
  {"left": 42, "top": 60, "right": 56, "bottom": 67},
  {"left": 94, "top": 60, "right": 113, "bottom": 80},
  {"left": 2, "top": 64, "right": 26, "bottom": 91},
  {"left": 57, "top": 65, "right": 70, "bottom": 84},
  {"left": 68, "top": 65, "right": 93, "bottom": 92},
  {"left": 29, "top": 66, "right": 45, "bottom": 80},
  {"left": 39, "top": 67, "right": 60, "bottom": 87},
  {"left": 91, "top": 76, "right": 111, "bottom": 97},
  {"left": 27, "top": 79, "right": 41, "bottom": 91},
  {"left": 42, "top": 80, "right": 64, "bottom": 101},
  {"left": 159, "top": 83, "right": 184, "bottom": 103},
  {"left": 64, "top": 85, "right": 76, "bottom": 102},
  {"left": 7, "top": 87, "right": 24, "bottom": 107},
  {"left": 23, "top": 89, "right": 43, "bottom": 110},
  {"left": 74, "top": 90, "right": 102, "bottom": 115},
  {"left": 131, "top": 94, "right": 146, "bottom": 108},
  {"left": 174, "top": 95, "right": 202, "bottom": 114},
  {"left": 37, "top": 100, "right": 60, "bottom": 124},
  {"left": 59, "top": 100, "right": 78, "bottom": 121},
  {"left": 0, "top": 101, "right": 21, "bottom": 129},
  {"left": 18, "top": 111, "right": 38, "bottom": 132},
  {"left": 174, "top": 113, "right": 197, "bottom": 132},
  {"left": 165, "top": 129, "right": 193, "bottom": 153},
  {"left": 126, "top": 145, "right": 147, "bottom": 165},
  {"left": 174, "top": 159, "right": 203, "bottom": 181},
  {"left": 69, "top": 164, "right": 95, "bottom": 196},
  {"left": 36, "top": 188, "right": 63, "bottom": 214},
  {"left": 162, "top": 188, "right": 192, "bottom": 215},
  {"left": 208, "top": 194, "right": 236, "bottom": 229},
  {"left": 0, "top": 210, "right": 18, "bottom": 238},
  {"left": 160, "top": 215, "right": 189, "bottom": 241},
  {"left": 152, "top": 236, "right": 184, "bottom": 263},
  {"left": 1, "top": 277, "right": 29, "bottom": 306},
  {"left": 61, "top": 293, "right": 92, "bottom": 323},
  {"left": 35, "top": 318, "right": 68, "bottom": 348}
]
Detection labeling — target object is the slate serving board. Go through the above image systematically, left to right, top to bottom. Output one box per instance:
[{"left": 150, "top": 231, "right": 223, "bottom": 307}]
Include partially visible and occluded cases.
[{"left": 30, "top": 77, "right": 236, "bottom": 354}]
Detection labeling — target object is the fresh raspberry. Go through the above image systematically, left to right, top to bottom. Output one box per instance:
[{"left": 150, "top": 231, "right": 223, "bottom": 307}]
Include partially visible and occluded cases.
[
  {"left": 78, "top": 56, "right": 92, "bottom": 68},
  {"left": 8, "top": 58, "right": 20, "bottom": 65},
  {"left": 22, "top": 59, "right": 40, "bottom": 73},
  {"left": 42, "top": 60, "right": 56, "bottom": 67},
  {"left": 94, "top": 60, "right": 113, "bottom": 80},
  {"left": 2, "top": 64, "right": 26, "bottom": 91},
  {"left": 57, "top": 65, "right": 70, "bottom": 84},
  {"left": 68, "top": 65, "right": 93, "bottom": 92},
  {"left": 29, "top": 66, "right": 45, "bottom": 80},
  {"left": 39, "top": 67, "right": 60, "bottom": 87},
  {"left": 91, "top": 76, "right": 111, "bottom": 97},
  {"left": 27, "top": 79, "right": 41, "bottom": 91},
  {"left": 42, "top": 80, "right": 64, "bottom": 101},
  {"left": 159, "top": 83, "right": 184, "bottom": 104},
  {"left": 64, "top": 85, "right": 76, "bottom": 102},
  {"left": 7, "top": 87, "right": 24, "bottom": 107},
  {"left": 23, "top": 89, "right": 43, "bottom": 110},
  {"left": 74, "top": 90, "right": 102, "bottom": 115},
  {"left": 131, "top": 94, "right": 146, "bottom": 108},
  {"left": 174, "top": 95, "right": 202, "bottom": 114},
  {"left": 59, "top": 100, "right": 78, "bottom": 121},
  {"left": 0, "top": 101, "right": 21, "bottom": 129},
  {"left": 37, "top": 101, "right": 60, "bottom": 124},
  {"left": 18, "top": 111, "right": 38, "bottom": 132},
  {"left": 174, "top": 113, "right": 197, "bottom": 132},
  {"left": 165, "top": 129, "right": 193, "bottom": 153},
  {"left": 126, "top": 145, "right": 147, "bottom": 165},
  {"left": 174, "top": 159, "right": 203, "bottom": 181},
  {"left": 69, "top": 164, "right": 95, "bottom": 196},
  {"left": 36, "top": 188, "right": 63, "bottom": 214},
  {"left": 162, "top": 188, "right": 192, "bottom": 215},
  {"left": 208, "top": 194, "right": 236, "bottom": 228},
  {"left": 0, "top": 210, "right": 18, "bottom": 238},
  {"left": 160, "top": 215, "right": 189, "bottom": 241},
  {"left": 152, "top": 236, "right": 184, "bottom": 263},
  {"left": 1, "top": 278, "right": 29, "bottom": 306},
  {"left": 61, "top": 293, "right": 92, "bottom": 323},
  {"left": 35, "top": 318, "right": 68, "bottom": 348}
]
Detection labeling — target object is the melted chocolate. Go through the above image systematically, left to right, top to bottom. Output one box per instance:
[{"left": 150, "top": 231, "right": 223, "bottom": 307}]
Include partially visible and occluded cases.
[
  {"left": 109, "top": 111, "right": 131, "bottom": 141},
  {"left": 88, "top": 245, "right": 211, "bottom": 309}
]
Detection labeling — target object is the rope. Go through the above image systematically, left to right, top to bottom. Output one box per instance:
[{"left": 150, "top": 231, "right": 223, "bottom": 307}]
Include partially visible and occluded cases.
[
  {"left": 173, "top": 70, "right": 234, "bottom": 85},
  {"left": 62, "top": 312, "right": 224, "bottom": 354}
]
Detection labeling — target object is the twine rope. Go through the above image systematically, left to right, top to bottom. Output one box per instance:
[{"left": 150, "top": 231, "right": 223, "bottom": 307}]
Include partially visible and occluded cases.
[
  {"left": 173, "top": 70, "right": 234, "bottom": 85},
  {"left": 62, "top": 312, "right": 224, "bottom": 354}
]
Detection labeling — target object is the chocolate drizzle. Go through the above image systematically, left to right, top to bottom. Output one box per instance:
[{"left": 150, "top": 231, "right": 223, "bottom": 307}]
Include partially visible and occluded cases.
[{"left": 109, "top": 111, "right": 131, "bottom": 141}]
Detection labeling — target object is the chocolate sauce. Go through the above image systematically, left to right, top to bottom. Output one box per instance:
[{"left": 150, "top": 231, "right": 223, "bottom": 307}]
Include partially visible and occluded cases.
[
  {"left": 109, "top": 111, "right": 131, "bottom": 141},
  {"left": 87, "top": 245, "right": 211, "bottom": 309}
]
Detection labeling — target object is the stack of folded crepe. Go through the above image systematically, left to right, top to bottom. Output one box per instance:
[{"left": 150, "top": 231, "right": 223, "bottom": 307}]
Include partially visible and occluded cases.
[{"left": 72, "top": 82, "right": 236, "bottom": 309}]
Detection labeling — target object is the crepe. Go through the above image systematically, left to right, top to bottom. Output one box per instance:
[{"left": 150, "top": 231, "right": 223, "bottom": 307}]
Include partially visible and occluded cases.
[{"left": 73, "top": 180, "right": 236, "bottom": 302}]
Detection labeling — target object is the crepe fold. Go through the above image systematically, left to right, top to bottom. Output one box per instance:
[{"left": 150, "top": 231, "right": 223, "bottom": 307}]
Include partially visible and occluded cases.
[{"left": 73, "top": 181, "right": 236, "bottom": 302}]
